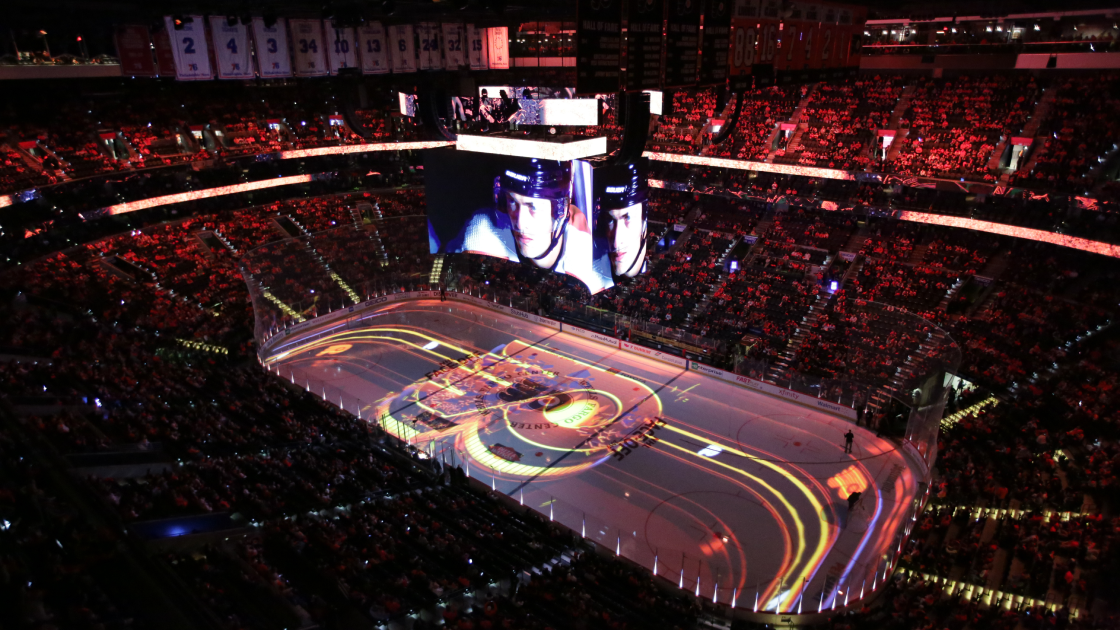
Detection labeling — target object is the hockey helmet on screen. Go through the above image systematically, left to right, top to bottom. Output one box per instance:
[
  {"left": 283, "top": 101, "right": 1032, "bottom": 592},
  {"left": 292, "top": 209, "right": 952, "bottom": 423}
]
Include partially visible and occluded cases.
[
  {"left": 495, "top": 159, "right": 572, "bottom": 265},
  {"left": 595, "top": 159, "right": 649, "bottom": 277},
  {"left": 595, "top": 159, "right": 649, "bottom": 211}
]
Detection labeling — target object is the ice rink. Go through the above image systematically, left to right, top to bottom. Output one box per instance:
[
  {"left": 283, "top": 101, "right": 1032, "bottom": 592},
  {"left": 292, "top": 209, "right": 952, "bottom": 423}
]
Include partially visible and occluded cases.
[{"left": 264, "top": 299, "right": 923, "bottom": 612}]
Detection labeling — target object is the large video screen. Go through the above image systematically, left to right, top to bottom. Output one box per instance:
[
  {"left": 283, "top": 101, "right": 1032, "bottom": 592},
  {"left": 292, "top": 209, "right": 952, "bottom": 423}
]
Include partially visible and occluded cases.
[{"left": 425, "top": 149, "right": 649, "bottom": 293}]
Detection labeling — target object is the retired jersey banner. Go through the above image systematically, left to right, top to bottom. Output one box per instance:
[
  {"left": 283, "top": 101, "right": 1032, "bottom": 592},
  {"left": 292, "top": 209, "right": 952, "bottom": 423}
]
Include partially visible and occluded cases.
[
  {"left": 576, "top": 0, "right": 622, "bottom": 94},
  {"left": 624, "top": 0, "right": 664, "bottom": 92},
  {"left": 664, "top": 0, "right": 701, "bottom": 88},
  {"left": 698, "top": 0, "right": 731, "bottom": 85},
  {"left": 728, "top": 0, "right": 758, "bottom": 88},
  {"left": 163, "top": 16, "right": 212, "bottom": 80},
  {"left": 209, "top": 17, "right": 254, "bottom": 79},
  {"left": 252, "top": 17, "right": 292, "bottom": 78},
  {"left": 290, "top": 18, "right": 328, "bottom": 76},
  {"left": 773, "top": 19, "right": 804, "bottom": 72},
  {"left": 818, "top": 22, "right": 834, "bottom": 68},
  {"left": 325, "top": 23, "right": 358, "bottom": 73},
  {"left": 357, "top": 23, "right": 390, "bottom": 74},
  {"left": 418, "top": 23, "right": 442, "bottom": 70},
  {"left": 442, "top": 23, "right": 466, "bottom": 69},
  {"left": 389, "top": 24, "right": 417, "bottom": 73},
  {"left": 467, "top": 24, "right": 488, "bottom": 70},
  {"left": 115, "top": 25, "right": 156, "bottom": 77},
  {"left": 486, "top": 26, "right": 509, "bottom": 70},
  {"left": 153, "top": 28, "right": 178, "bottom": 78}
]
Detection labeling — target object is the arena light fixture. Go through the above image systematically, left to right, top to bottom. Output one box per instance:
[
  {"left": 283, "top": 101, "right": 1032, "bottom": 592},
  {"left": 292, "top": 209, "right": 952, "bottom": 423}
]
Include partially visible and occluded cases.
[
  {"left": 456, "top": 134, "right": 608, "bottom": 161},
  {"left": 277, "top": 140, "right": 454, "bottom": 159},
  {"left": 644, "top": 151, "right": 858, "bottom": 181},
  {"left": 101, "top": 174, "right": 315, "bottom": 216},
  {"left": 899, "top": 211, "right": 1120, "bottom": 259}
]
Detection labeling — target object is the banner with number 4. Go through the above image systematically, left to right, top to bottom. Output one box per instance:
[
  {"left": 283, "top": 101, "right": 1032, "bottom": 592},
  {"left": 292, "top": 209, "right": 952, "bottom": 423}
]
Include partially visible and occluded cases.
[
  {"left": 163, "top": 16, "right": 212, "bottom": 80},
  {"left": 209, "top": 17, "right": 254, "bottom": 79}
]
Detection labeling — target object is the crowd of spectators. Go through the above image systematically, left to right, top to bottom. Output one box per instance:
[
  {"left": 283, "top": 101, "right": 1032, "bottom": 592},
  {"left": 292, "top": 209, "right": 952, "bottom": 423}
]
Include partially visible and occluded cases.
[
  {"left": 4, "top": 72, "right": 1120, "bottom": 629},
  {"left": 1013, "top": 74, "right": 1120, "bottom": 194},
  {"left": 887, "top": 75, "right": 1041, "bottom": 180},
  {"left": 774, "top": 76, "right": 904, "bottom": 170},
  {"left": 707, "top": 84, "right": 803, "bottom": 161},
  {"left": 649, "top": 88, "right": 721, "bottom": 153}
]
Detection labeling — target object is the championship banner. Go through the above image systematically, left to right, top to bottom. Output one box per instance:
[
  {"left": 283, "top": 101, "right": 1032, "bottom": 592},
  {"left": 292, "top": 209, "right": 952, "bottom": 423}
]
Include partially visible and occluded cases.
[
  {"left": 576, "top": 0, "right": 622, "bottom": 94},
  {"left": 624, "top": 0, "right": 664, "bottom": 92},
  {"left": 663, "top": 0, "right": 701, "bottom": 88},
  {"left": 698, "top": 0, "right": 731, "bottom": 85},
  {"left": 162, "top": 16, "right": 212, "bottom": 80},
  {"left": 209, "top": 17, "right": 254, "bottom": 79},
  {"left": 252, "top": 17, "right": 293, "bottom": 78},
  {"left": 290, "top": 18, "right": 328, "bottom": 76},
  {"left": 357, "top": 22, "right": 390, "bottom": 74},
  {"left": 418, "top": 22, "right": 442, "bottom": 70},
  {"left": 324, "top": 23, "right": 358, "bottom": 74},
  {"left": 442, "top": 23, "right": 466, "bottom": 69},
  {"left": 389, "top": 24, "right": 417, "bottom": 73},
  {"left": 467, "top": 24, "right": 488, "bottom": 70},
  {"left": 114, "top": 25, "right": 156, "bottom": 77},
  {"left": 486, "top": 26, "right": 509, "bottom": 70},
  {"left": 153, "top": 28, "right": 177, "bottom": 78}
]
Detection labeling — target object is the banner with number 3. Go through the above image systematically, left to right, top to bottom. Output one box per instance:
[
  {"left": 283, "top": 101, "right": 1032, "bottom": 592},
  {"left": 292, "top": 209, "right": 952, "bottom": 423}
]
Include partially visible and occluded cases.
[
  {"left": 163, "top": 16, "right": 212, "bottom": 80},
  {"left": 252, "top": 17, "right": 292, "bottom": 78}
]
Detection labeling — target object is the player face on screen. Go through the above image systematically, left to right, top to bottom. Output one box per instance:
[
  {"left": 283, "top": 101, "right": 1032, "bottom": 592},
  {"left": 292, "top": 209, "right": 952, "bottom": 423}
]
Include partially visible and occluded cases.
[
  {"left": 498, "top": 160, "right": 573, "bottom": 271},
  {"left": 506, "top": 191, "right": 559, "bottom": 260},
  {"left": 606, "top": 202, "right": 645, "bottom": 278}
]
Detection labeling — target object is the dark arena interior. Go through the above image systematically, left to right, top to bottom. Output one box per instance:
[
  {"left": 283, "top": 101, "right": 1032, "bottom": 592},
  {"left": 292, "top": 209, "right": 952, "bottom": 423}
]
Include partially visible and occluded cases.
[{"left": 3, "top": 0, "right": 1120, "bottom": 628}]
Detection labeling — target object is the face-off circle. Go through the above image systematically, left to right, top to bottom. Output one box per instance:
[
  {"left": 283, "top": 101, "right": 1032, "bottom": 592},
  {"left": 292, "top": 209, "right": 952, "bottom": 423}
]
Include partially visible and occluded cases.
[{"left": 381, "top": 339, "right": 663, "bottom": 478}]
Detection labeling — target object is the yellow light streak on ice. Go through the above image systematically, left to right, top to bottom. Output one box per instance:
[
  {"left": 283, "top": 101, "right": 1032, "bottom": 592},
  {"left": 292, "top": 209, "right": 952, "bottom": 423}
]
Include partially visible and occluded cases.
[
  {"left": 268, "top": 326, "right": 568, "bottom": 387},
  {"left": 375, "top": 412, "right": 420, "bottom": 442},
  {"left": 660, "top": 425, "right": 834, "bottom": 611}
]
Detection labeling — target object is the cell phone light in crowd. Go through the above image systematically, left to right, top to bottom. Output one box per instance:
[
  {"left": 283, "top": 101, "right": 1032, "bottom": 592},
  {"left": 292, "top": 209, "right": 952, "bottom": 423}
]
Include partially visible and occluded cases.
[
  {"left": 730, "top": 260, "right": 739, "bottom": 272},
  {"left": 830, "top": 281, "right": 839, "bottom": 292}
]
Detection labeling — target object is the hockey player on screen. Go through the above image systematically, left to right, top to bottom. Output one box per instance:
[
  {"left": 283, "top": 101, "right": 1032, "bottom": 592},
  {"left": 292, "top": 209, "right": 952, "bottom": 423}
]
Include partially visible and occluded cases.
[
  {"left": 443, "top": 158, "right": 612, "bottom": 293},
  {"left": 594, "top": 159, "right": 649, "bottom": 279}
]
